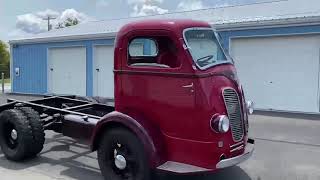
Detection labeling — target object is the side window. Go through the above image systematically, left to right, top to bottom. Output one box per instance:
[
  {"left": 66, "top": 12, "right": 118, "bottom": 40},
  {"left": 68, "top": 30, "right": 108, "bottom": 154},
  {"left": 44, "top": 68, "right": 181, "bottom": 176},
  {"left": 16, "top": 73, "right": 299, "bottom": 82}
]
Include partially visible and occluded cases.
[{"left": 128, "top": 37, "right": 181, "bottom": 68}]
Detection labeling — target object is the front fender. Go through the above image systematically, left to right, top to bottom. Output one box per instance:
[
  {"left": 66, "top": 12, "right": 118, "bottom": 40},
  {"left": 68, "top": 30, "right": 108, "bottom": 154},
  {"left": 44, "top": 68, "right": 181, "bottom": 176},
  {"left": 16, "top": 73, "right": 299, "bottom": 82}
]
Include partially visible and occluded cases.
[{"left": 90, "top": 111, "right": 166, "bottom": 168}]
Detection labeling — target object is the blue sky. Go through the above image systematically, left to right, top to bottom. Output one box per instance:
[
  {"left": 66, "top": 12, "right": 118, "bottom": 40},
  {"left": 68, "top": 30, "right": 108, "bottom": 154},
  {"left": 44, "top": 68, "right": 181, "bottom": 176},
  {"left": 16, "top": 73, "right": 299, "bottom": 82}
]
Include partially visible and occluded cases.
[{"left": 0, "top": 0, "right": 266, "bottom": 41}]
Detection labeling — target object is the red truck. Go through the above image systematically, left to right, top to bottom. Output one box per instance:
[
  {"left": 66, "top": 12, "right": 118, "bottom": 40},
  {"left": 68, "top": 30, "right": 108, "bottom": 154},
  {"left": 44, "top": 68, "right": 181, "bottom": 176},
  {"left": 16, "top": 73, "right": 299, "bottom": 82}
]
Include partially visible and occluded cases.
[{"left": 0, "top": 19, "right": 254, "bottom": 180}]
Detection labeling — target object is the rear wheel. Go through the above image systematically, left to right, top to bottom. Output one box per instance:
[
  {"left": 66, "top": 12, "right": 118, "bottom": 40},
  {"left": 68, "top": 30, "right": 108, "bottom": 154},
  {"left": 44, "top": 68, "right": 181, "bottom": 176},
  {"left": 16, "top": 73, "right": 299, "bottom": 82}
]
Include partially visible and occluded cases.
[
  {"left": 18, "top": 107, "right": 45, "bottom": 157},
  {"left": 0, "top": 109, "right": 34, "bottom": 161},
  {"left": 97, "top": 128, "right": 150, "bottom": 180}
]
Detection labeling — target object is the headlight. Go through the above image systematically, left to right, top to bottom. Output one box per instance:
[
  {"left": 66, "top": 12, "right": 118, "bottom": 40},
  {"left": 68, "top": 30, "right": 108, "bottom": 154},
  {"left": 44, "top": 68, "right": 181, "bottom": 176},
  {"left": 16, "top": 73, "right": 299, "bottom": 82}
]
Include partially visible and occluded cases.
[
  {"left": 246, "top": 101, "right": 254, "bottom": 114},
  {"left": 211, "top": 115, "right": 230, "bottom": 133}
]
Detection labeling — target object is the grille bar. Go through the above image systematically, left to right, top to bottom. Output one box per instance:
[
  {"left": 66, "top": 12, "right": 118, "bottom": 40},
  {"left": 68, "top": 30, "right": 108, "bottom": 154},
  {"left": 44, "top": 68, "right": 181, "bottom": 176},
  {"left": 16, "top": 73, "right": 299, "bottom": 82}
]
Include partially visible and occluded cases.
[{"left": 223, "top": 88, "right": 244, "bottom": 142}]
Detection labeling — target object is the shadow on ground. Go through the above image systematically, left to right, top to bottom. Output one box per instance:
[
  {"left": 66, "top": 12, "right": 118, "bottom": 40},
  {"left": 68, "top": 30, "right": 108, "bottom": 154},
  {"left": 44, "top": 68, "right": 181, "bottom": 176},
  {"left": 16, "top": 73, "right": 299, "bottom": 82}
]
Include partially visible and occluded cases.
[{"left": 0, "top": 132, "right": 251, "bottom": 180}]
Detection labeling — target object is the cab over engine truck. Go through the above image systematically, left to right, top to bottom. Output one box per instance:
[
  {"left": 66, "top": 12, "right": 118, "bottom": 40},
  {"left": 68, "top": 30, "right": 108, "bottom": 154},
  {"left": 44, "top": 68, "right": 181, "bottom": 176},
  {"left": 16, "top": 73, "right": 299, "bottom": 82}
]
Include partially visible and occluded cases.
[{"left": 0, "top": 20, "right": 254, "bottom": 180}]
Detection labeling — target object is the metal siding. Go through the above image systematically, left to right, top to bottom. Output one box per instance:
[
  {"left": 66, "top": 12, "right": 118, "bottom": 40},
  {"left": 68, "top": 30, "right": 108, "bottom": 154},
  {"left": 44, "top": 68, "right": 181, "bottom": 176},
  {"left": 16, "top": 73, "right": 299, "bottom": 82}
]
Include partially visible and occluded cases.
[
  {"left": 219, "top": 24, "right": 320, "bottom": 51},
  {"left": 12, "top": 39, "right": 115, "bottom": 95},
  {"left": 143, "top": 39, "right": 152, "bottom": 55},
  {"left": 12, "top": 45, "right": 47, "bottom": 94}
]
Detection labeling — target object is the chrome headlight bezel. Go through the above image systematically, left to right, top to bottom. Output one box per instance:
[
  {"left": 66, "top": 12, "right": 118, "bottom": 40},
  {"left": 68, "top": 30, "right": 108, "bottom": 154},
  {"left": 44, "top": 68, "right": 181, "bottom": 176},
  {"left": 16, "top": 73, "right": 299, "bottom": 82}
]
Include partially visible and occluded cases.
[
  {"left": 211, "top": 115, "right": 230, "bottom": 133},
  {"left": 219, "top": 115, "right": 230, "bottom": 133}
]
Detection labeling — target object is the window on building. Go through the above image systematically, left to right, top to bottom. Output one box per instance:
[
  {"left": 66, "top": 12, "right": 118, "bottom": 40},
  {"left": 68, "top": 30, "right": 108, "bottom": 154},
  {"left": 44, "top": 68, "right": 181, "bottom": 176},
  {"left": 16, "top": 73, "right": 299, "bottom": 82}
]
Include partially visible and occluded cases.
[{"left": 129, "top": 38, "right": 157, "bottom": 57}]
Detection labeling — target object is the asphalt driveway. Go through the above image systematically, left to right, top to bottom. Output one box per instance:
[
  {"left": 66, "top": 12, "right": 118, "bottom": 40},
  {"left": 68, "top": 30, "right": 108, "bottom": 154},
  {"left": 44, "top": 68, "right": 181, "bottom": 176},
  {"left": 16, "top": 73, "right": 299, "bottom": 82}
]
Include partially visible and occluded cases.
[{"left": 0, "top": 94, "right": 319, "bottom": 180}]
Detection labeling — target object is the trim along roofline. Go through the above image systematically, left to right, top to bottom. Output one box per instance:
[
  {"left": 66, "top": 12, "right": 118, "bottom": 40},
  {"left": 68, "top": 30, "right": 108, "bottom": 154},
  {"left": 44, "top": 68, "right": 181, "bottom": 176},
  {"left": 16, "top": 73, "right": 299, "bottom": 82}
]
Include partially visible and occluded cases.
[
  {"left": 214, "top": 16, "right": 320, "bottom": 31},
  {"left": 9, "top": 32, "right": 117, "bottom": 45}
]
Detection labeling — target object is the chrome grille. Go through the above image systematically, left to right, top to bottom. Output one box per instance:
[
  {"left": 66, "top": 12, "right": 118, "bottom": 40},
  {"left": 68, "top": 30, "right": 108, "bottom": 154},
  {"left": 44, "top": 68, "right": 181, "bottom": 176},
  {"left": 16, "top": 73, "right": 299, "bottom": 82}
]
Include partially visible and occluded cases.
[{"left": 223, "top": 88, "right": 244, "bottom": 142}]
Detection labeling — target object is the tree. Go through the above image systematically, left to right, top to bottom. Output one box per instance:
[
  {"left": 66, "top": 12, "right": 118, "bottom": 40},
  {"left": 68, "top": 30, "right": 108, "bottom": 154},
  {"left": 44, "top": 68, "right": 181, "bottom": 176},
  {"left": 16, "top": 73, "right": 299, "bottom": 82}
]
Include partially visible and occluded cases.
[
  {"left": 56, "top": 18, "right": 80, "bottom": 29},
  {"left": 65, "top": 18, "right": 79, "bottom": 27},
  {"left": 0, "top": 41, "right": 10, "bottom": 78}
]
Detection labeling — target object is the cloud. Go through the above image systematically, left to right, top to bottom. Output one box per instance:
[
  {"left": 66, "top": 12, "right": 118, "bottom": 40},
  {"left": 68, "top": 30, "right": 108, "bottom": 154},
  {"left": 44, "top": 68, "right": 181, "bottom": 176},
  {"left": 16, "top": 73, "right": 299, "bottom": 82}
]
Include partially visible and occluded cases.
[
  {"left": 128, "top": 0, "right": 168, "bottom": 17},
  {"left": 177, "top": 0, "right": 205, "bottom": 11},
  {"left": 131, "top": 4, "right": 168, "bottom": 16},
  {"left": 11, "top": 9, "right": 92, "bottom": 38},
  {"left": 36, "top": 9, "right": 60, "bottom": 19},
  {"left": 59, "top": 9, "right": 92, "bottom": 23},
  {"left": 16, "top": 14, "right": 46, "bottom": 34}
]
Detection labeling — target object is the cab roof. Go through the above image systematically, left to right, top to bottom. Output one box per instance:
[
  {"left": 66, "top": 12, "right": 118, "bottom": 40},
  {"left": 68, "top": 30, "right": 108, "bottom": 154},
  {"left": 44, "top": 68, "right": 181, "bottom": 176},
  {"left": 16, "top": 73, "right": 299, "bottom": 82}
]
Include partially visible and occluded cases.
[{"left": 118, "top": 19, "right": 211, "bottom": 35}]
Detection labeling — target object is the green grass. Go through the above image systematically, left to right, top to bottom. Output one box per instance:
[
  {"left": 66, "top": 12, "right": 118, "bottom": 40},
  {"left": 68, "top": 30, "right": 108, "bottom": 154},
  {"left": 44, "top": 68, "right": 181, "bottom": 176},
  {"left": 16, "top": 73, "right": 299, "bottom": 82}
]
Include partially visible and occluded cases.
[{"left": 0, "top": 79, "right": 10, "bottom": 84}]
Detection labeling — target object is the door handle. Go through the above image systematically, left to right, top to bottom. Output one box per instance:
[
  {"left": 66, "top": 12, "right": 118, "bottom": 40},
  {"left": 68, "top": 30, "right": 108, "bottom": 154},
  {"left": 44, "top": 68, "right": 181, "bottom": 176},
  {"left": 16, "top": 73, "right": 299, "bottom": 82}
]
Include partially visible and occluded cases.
[
  {"left": 182, "top": 83, "right": 194, "bottom": 88},
  {"left": 183, "top": 83, "right": 194, "bottom": 93}
]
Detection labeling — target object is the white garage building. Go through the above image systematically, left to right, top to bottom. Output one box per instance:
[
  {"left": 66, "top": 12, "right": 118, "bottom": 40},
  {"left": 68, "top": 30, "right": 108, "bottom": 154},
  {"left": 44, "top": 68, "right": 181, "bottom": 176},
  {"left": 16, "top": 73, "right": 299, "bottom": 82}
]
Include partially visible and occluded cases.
[{"left": 9, "top": 0, "right": 320, "bottom": 113}]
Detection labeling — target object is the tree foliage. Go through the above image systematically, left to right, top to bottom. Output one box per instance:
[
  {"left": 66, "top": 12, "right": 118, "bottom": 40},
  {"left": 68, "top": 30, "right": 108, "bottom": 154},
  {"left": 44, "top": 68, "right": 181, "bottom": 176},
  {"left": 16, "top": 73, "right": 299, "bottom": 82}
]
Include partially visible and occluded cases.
[
  {"left": 56, "top": 18, "right": 80, "bottom": 29},
  {"left": 65, "top": 18, "right": 79, "bottom": 27},
  {"left": 0, "top": 41, "right": 10, "bottom": 78}
]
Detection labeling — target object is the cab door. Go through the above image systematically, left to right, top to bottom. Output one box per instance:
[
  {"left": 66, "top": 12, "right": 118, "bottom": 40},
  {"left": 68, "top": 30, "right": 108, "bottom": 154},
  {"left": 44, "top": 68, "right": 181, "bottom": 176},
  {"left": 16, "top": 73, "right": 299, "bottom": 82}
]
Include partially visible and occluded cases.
[{"left": 119, "top": 30, "right": 196, "bottom": 139}]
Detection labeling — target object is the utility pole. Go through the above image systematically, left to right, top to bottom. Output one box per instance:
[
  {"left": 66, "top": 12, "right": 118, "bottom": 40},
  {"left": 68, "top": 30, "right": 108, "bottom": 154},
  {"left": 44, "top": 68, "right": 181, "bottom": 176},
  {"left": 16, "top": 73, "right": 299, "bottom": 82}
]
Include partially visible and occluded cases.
[{"left": 43, "top": 16, "right": 57, "bottom": 31}]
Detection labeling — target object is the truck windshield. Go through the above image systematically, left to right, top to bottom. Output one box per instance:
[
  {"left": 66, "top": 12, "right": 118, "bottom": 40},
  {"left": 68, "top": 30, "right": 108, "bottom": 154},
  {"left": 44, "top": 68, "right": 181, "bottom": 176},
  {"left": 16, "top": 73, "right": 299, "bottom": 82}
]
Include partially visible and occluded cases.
[{"left": 184, "top": 28, "right": 231, "bottom": 70}]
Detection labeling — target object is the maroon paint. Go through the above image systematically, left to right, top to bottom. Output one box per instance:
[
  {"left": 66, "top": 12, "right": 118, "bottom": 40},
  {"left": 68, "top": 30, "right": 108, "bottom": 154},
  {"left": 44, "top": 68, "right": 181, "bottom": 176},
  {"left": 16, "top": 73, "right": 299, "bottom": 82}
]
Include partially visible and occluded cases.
[{"left": 91, "top": 19, "right": 250, "bottom": 171}]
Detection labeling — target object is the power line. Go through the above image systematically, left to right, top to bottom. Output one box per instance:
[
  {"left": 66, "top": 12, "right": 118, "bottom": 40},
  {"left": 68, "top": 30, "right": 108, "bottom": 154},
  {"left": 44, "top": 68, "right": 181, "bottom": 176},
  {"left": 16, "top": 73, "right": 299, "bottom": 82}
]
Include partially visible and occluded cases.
[{"left": 43, "top": 16, "right": 57, "bottom": 31}]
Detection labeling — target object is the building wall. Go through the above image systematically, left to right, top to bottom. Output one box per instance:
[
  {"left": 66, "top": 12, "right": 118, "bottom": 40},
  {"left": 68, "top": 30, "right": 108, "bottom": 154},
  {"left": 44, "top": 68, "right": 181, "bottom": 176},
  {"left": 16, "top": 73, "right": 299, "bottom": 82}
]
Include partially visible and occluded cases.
[
  {"left": 11, "top": 24, "right": 320, "bottom": 96},
  {"left": 217, "top": 24, "right": 320, "bottom": 113},
  {"left": 219, "top": 24, "right": 320, "bottom": 51},
  {"left": 12, "top": 38, "right": 114, "bottom": 95}
]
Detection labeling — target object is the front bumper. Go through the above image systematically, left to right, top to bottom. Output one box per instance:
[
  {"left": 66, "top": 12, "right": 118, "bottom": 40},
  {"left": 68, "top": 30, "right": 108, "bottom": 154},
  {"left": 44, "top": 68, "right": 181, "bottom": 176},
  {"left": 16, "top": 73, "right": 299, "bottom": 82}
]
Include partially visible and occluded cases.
[
  {"left": 157, "top": 138, "right": 255, "bottom": 174},
  {"left": 216, "top": 138, "right": 255, "bottom": 169}
]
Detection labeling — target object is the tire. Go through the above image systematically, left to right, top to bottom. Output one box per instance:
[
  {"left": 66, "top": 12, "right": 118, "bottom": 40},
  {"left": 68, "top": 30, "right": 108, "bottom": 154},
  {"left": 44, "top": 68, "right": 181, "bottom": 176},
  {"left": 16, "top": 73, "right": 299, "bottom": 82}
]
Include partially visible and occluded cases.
[
  {"left": 18, "top": 107, "right": 45, "bottom": 157},
  {"left": 0, "top": 109, "right": 34, "bottom": 161},
  {"left": 98, "top": 128, "right": 150, "bottom": 180}
]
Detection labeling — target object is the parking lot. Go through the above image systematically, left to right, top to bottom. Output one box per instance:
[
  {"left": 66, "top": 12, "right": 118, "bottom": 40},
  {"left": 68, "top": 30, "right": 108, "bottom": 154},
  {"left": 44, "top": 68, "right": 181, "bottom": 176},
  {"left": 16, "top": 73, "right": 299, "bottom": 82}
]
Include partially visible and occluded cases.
[{"left": 0, "top": 94, "right": 319, "bottom": 180}]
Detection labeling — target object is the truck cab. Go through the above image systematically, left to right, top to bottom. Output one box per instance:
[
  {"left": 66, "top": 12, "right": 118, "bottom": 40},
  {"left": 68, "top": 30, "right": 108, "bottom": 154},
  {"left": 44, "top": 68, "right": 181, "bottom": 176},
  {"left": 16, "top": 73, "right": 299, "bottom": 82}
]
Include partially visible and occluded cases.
[{"left": 112, "top": 19, "right": 254, "bottom": 173}]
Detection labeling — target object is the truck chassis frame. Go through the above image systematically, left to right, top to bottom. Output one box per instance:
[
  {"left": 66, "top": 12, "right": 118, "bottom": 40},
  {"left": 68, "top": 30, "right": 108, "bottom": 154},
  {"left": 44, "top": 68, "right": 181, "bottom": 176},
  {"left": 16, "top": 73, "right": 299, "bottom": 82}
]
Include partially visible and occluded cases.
[{"left": 1, "top": 96, "right": 114, "bottom": 137}]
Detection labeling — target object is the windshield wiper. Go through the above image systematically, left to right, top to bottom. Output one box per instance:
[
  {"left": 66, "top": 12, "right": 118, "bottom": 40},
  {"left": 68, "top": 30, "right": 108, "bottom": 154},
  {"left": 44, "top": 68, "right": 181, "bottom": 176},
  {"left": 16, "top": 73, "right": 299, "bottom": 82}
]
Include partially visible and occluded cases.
[{"left": 196, "top": 55, "right": 214, "bottom": 64}]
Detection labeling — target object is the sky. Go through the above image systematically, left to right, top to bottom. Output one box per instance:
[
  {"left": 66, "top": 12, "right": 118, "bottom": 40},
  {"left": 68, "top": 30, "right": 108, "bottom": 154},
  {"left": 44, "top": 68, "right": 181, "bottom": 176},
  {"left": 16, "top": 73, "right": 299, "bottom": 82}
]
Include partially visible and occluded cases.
[{"left": 0, "top": 0, "right": 267, "bottom": 41}]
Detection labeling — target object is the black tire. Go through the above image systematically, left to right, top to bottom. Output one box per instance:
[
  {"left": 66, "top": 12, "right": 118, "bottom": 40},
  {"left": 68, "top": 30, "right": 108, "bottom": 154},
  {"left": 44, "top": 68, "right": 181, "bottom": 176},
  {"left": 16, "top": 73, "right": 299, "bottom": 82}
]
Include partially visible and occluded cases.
[
  {"left": 18, "top": 107, "right": 45, "bottom": 157},
  {"left": 0, "top": 109, "right": 34, "bottom": 161},
  {"left": 98, "top": 128, "right": 150, "bottom": 180}
]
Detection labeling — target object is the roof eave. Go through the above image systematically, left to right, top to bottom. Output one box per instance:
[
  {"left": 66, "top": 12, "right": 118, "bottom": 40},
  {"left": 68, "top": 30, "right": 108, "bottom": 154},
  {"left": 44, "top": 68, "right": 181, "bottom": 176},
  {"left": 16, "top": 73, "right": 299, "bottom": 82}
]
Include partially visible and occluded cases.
[
  {"left": 213, "top": 16, "right": 320, "bottom": 31},
  {"left": 9, "top": 32, "right": 117, "bottom": 45}
]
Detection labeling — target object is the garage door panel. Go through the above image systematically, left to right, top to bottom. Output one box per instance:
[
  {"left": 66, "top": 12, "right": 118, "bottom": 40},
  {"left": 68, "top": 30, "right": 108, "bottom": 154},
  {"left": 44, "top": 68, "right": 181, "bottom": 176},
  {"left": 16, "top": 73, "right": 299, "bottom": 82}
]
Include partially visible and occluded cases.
[
  {"left": 231, "top": 35, "right": 320, "bottom": 113},
  {"left": 93, "top": 45, "right": 114, "bottom": 98},
  {"left": 48, "top": 47, "right": 86, "bottom": 96}
]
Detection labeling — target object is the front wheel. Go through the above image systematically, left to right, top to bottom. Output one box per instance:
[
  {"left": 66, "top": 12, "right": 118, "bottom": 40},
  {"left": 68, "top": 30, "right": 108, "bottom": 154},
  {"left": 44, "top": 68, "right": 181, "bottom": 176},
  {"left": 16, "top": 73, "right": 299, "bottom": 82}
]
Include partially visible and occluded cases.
[{"left": 97, "top": 128, "right": 150, "bottom": 180}]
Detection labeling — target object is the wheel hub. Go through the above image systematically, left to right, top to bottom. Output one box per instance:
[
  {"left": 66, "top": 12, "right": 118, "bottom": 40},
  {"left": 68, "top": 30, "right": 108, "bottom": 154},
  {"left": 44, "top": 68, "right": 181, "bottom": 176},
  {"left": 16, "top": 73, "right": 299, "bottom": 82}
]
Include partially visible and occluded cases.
[
  {"left": 10, "top": 129, "right": 18, "bottom": 140},
  {"left": 115, "top": 154, "right": 127, "bottom": 170}
]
